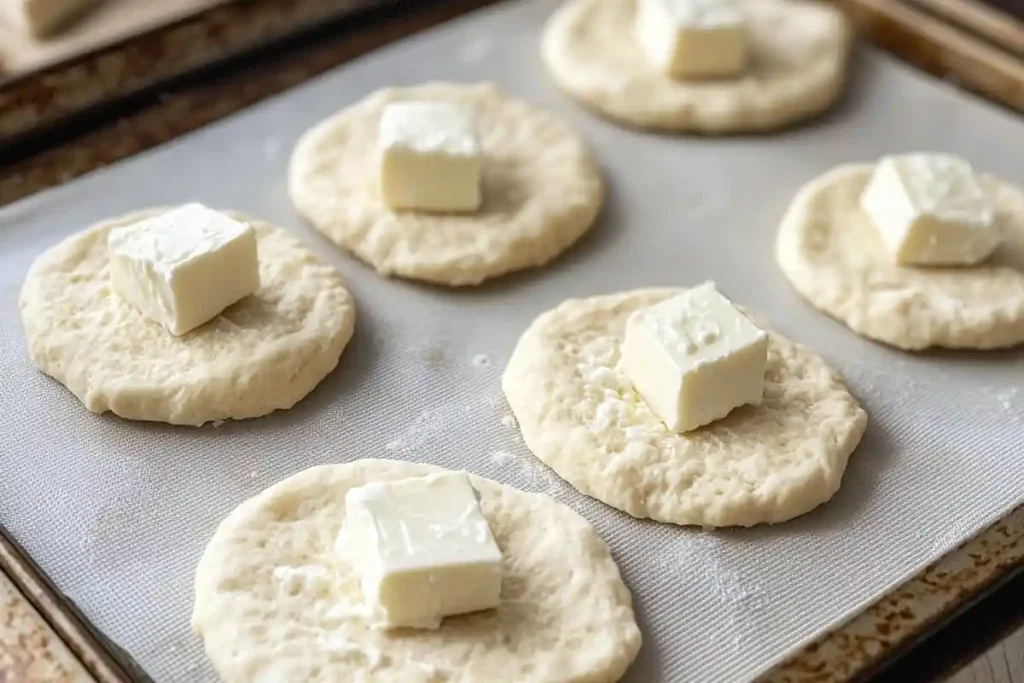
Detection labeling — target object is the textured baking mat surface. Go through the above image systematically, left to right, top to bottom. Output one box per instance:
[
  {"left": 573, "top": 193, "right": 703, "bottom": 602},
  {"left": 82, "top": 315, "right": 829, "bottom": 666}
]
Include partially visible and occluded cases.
[{"left": 1, "top": 1, "right": 1023, "bottom": 680}]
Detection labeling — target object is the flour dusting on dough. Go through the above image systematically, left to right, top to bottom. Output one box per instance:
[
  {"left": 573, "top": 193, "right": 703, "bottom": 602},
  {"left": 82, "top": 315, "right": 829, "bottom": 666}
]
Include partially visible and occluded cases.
[
  {"left": 503, "top": 289, "right": 867, "bottom": 527},
  {"left": 580, "top": 348, "right": 658, "bottom": 442},
  {"left": 192, "top": 460, "right": 642, "bottom": 682}
]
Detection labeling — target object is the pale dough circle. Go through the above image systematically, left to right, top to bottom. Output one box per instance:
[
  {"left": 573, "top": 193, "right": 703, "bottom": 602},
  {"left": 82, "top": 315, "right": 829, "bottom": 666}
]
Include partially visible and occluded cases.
[
  {"left": 540, "top": 0, "right": 853, "bottom": 133},
  {"left": 288, "top": 82, "right": 603, "bottom": 286},
  {"left": 776, "top": 165, "right": 1024, "bottom": 350},
  {"left": 19, "top": 209, "right": 356, "bottom": 426},
  {"left": 502, "top": 289, "right": 867, "bottom": 528},
  {"left": 192, "top": 459, "right": 642, "bottom": 683}
]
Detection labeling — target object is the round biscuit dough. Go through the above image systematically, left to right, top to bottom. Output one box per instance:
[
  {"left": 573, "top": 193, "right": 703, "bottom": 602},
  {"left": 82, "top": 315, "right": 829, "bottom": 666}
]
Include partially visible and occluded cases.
[
  {"left": 540, "top": 0, "right": 853, "bottom": 133},
  {"left": 288, "top": 82, "right": 603, "bottom": 286},
  {"left": 776, "top": 165, "right": 1024, "bottom": 350},
  {"left": 19, "top": 209, "right": 356, "bottom": 426},
  {"left": 502, "top": 289, "right": 868, "bottom": 528},
  {"left": 192, "top": 459, "right": 642, "bottom": 683}
]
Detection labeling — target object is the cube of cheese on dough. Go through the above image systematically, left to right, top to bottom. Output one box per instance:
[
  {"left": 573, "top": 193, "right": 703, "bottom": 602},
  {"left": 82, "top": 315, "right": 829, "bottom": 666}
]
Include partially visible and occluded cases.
[
  {"left": 2, "top": 0, "right": 98, "bottom": 38},
  {"left": 634, "top": 0, "right": 746, "bottom": 79},
  {"left": 378, "top": 101, "right": 483, "bottom": 213},
  {"left": 859, "top": 153, "right": 1000, "bottom": 266},
  {"left": 107, "top": 204, "right": 260, "bottom": 336},
  {"left": 622, "top": 283, "right": 768, "bottom": 433},
  {"left": 339, "top": 472, "right": 503, "bottom": 629}
]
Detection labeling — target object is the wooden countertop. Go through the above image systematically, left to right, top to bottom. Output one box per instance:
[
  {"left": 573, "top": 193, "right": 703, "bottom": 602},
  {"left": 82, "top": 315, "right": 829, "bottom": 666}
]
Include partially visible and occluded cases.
[{"left": 951, "top": 630, "right": 1024, "bottom": 683}]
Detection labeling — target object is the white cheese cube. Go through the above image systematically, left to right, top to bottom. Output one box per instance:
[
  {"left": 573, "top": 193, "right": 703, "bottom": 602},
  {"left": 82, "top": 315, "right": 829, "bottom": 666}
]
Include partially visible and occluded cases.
[
  {"left": 2, "top": 0, "right": 98, "bottom": 38},
  {"left": 634, "top": 0, "right": 746, "bottom": 79},
  {"left": 378, "top": 101, "right": 483, "bottom": 213},
  {"left": 859, "top": 153, "right": 1000, "bottom": 266},
  {"left": 107, "top": 204, "right": 260, "bottom": 336},
  {"left": 622, "top": 283, "right": 768, "bottom": 433},
  {"left": 339, "top": 472, "right": 502, "bottom": 630}
]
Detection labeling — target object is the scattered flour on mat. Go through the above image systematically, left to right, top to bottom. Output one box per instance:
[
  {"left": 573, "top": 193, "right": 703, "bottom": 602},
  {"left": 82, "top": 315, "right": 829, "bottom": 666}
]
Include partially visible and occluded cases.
[
  {"left": 457, "top": 34, "right": 494, "bottom": 63},
  {"left": 262, "top": 137, "right": 282, "bottom": 161},
  {"left": 406, "top": 342, "right": 446, "bottom": 367},
  {"left": 472, "top": 353, "right": 491, "bottom": 368},
  {"left": 994, "top": 387, "right": 1018, "bottom": 412},
  {"left": 383, "top": 399, "right": 565, "bottom": 497},
  {"left": 385, "top": 404, "right": 472, "bottom": 455},
  {"left": 500, "top": 414, "right": 517, "bottom": 429},
  {"left": 486, "top": 448, "right": 565, "bottom": 498},
  {"left": 490, "top": 450, "right": 516, "bottom": 465},
  {"left": 513, "top": 457, "right": 565, "bottom": 498},
  {"left": 928, "top": 515, "right": 981, "bottom": 558},
  {"left": 655, "top": 533, "right": 765, "bottom": 652}
]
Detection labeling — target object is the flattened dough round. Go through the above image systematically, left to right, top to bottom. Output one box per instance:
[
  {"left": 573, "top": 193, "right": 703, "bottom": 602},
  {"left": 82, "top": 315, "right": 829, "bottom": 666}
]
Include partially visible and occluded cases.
[
  {"left": 541, "top": 0, "right": 853, "bottom": 133},
  {"left": 289, "top": 82, "right": 603, "bottom": 286},
  {"left": 776, "top": 165, "right": 1024, "bottom": 350},
  {"left": 20, "top": 209, "right": 356, "bottom": 426},
  {"left": 502, "top": 289, "right": 867, "bottom": 527},
  {"left": 193, "top": 459, "right": 642, "bottom": 683}
]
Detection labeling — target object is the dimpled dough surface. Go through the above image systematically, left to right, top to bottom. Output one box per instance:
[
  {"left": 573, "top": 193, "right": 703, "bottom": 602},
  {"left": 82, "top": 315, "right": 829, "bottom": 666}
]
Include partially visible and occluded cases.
[
  {"left": 541, "top": 0, "right": 852, "bottom": 133},
  {"left": 288, "top": 82, "right": 603, "bottom": 286},
  {"left": 776, "top": 165, "right": 1024, "bottom": 350},
  {"left": 19, "top": 209, "right": 356, "bottom": 426},
  {"left": 502, "top": 289, "right": 867, "bottom": 528},
  {"left": 192, "top": 460, "right": 642, "bottom": 683}
]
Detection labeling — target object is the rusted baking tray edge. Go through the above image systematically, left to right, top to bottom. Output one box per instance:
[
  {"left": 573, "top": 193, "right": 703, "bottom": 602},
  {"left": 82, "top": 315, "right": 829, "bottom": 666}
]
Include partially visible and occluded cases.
[
  {"left": 0, "top": 0, "right": 1021, "bottom": 680},
  {"left": 0, "top": 0, "right": 401, "bottom": 145},
  {"left": 764, "top": 505, "right": 1023, "bottom": 682},
  {"left": 0, "top": 533, "right": 139, "bottom": 683},
  {"left": 0, "top": 570, "right": 96, "bottom": 682}
]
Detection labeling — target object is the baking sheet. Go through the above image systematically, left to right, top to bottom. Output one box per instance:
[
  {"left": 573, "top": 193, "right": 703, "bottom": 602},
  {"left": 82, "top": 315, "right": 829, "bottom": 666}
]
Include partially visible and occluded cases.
[
  {"left": 0, "top": 0, "right": 232, "bottom": 79},
  {"left": 1, "top": 0, "right": 1023, "bottom": 680}
]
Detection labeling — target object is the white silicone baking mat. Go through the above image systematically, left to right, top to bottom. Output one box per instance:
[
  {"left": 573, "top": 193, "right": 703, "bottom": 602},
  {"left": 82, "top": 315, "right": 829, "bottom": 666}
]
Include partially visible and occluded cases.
[{"left": 1, "top": 1, "right": 1022, "bottom": 680}]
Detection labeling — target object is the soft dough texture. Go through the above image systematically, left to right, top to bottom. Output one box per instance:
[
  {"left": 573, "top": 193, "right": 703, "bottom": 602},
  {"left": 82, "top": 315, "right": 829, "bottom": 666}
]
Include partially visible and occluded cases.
[
  {"left": 541, "top": 0, "right": 852, "bottom": 133},
  {"left": 288, "top": 82, "right": 603, "bottom": 286},
  {"left": 776, "top": 165, "right": 1024, "bottom": 350},
  {"left": 20, "top": 209, "right": 356, "bottom": 426},
  {"left": 502, "top": 289, "right": 867, "bottom": 527},
  {"left": 193, "top": 459, "right": 642, "bottom": 683}
]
